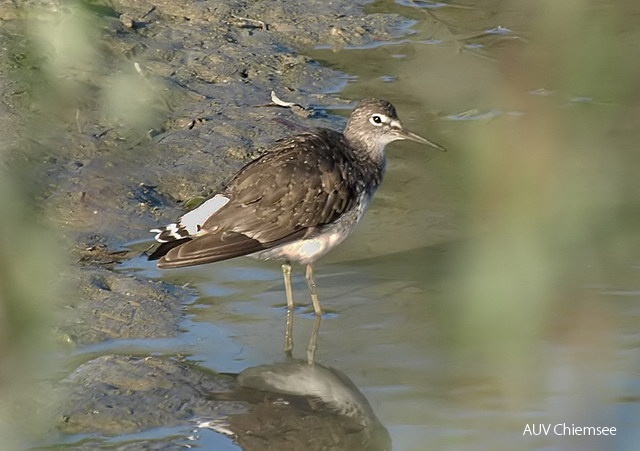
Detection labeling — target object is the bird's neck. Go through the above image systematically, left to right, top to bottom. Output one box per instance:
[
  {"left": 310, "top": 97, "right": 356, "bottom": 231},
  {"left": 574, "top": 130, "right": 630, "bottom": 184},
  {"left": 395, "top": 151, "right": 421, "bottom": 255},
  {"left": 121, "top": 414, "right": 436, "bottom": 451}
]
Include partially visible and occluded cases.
[
  {"left": 344, "top": 129, "right": 387, "bottom": 170},
  {"left": 342, "top": 134, "right": 386, "bottom": 197}
]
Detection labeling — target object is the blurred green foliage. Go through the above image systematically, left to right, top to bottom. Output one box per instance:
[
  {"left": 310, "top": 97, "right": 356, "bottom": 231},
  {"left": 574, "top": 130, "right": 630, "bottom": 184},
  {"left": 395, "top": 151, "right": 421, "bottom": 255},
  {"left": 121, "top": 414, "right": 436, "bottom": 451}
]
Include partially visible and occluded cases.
[
  {"left": 0, "top": 1, "right": 164, "bottom": 447},
  {"left": 435, "top": 1, "right": 640, "bottom": 426}
]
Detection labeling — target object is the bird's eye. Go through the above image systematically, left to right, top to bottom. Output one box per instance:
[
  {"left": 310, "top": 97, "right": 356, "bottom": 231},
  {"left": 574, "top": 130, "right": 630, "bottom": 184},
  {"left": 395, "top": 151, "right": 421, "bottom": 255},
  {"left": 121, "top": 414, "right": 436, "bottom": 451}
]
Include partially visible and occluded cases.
[{"left": 369, "top": 114, "right": 385, "bottom": 126}]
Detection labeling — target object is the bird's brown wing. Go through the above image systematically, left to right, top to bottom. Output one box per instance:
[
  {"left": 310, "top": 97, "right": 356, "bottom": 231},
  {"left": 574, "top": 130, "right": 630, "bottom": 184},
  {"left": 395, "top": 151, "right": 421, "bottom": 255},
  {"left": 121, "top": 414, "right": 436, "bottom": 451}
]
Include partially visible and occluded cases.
[
  {"left": 157, "top": 130, "right": 364, "bottom": 268},
  {"left": 157, "top": 230, "right": 307, "bottom": 268}
]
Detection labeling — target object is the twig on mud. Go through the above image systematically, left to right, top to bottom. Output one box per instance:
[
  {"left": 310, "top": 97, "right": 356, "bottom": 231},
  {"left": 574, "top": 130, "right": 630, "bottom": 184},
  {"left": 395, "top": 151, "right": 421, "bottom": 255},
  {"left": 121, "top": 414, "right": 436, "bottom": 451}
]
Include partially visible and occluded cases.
[
  {"left": 140, "top": 6, "right": 156, "bottom": 20},
  {"left": 227, "top": 15, "right": 268, "bottom": 30},
  {"left": 256, "top": 91, "right": 312, "bottom": 118},
  {"left": 75, "top": 108, "right": 83, "bottom": 134}
]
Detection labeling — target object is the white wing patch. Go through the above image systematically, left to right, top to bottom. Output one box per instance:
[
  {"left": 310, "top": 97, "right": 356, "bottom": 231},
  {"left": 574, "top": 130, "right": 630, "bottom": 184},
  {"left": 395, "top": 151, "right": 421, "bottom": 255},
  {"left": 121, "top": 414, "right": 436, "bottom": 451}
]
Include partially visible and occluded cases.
[
  {"left": 179, "top": 194, "right": 230, "bottom": 235},
  {"left": 150, "top": 223, "right": 182, "bottom": 242}
]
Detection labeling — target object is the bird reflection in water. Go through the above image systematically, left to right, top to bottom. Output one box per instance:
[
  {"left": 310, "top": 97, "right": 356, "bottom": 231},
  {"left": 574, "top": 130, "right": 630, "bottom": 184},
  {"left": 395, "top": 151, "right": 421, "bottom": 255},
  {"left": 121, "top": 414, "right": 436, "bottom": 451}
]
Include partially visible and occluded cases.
[{"left": 204, "top": 359, "right": 391, "bottom": 451}]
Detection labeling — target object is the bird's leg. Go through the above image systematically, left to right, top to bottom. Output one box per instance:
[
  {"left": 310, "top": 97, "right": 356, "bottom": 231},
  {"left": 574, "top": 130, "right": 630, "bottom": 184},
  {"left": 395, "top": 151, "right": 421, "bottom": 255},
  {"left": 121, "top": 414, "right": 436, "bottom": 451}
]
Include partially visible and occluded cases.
[
  {"left": 282, "top": 262, "right": 294, "bottom": 355},
  {"left": 305, "top": 264, "right": 323, "bottom": 316},
  {"left": 304, "top": 265, "right": 323, "bottom": 364},
  {"left": 285, "top": 306, "right": 294, "bottom": 357},
  {"left": 306, "top": 314, "right": 322, "bottom": 365}
]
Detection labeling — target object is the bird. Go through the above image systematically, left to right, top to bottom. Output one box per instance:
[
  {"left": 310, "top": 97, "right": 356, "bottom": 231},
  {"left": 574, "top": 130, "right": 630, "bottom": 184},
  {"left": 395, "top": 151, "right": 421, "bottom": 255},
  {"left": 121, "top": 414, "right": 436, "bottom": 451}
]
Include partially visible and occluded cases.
[{"left": 148, "top": 98, "right": 445, "bottom": 338}]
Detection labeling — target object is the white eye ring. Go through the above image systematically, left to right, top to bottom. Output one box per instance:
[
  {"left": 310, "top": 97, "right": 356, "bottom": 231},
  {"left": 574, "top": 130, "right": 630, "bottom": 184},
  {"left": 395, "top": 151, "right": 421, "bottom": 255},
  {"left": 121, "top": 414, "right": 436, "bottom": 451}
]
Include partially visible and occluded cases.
[{"left": 369, "top": 114, "right": 387, "bottom": 126}]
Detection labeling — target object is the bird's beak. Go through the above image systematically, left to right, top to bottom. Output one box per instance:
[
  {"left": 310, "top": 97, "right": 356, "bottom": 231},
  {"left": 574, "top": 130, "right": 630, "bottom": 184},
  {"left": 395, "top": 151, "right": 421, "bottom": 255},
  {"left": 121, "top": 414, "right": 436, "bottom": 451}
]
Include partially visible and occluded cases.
[
  {"left": 390, "top": 119, "right": 446, "bottom": 151},
  {"left": 396, "top": 127, "right": 447, "bottom": 152}
]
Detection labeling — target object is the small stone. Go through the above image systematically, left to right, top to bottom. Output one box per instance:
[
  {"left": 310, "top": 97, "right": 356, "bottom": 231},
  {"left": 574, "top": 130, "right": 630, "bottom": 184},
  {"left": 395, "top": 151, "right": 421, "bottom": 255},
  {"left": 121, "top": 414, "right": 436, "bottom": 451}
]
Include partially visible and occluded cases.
[{"left": 119, "top": 14, "right": 135, "bottom": 29}]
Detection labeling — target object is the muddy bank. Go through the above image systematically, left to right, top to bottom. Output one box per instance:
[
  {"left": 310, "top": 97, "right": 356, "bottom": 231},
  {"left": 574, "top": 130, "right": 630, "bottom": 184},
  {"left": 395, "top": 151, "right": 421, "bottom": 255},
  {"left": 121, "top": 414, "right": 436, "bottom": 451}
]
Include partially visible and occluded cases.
[
  {"left": 1, "top": 0, "right": 411, "bottom": 447},
  {"left": 57, "top": 265, "right": 191, "bottom": 345},
  {"left": 57, "top": 356, "right": 389, "bottom": 450}
]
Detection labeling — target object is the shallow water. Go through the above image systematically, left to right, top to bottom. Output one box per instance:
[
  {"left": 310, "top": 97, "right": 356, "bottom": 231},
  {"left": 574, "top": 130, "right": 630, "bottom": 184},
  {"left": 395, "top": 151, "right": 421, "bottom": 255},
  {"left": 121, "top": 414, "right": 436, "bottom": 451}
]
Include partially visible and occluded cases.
[{"left": 91, "top": 1, "right": 640, "bottom": 449}]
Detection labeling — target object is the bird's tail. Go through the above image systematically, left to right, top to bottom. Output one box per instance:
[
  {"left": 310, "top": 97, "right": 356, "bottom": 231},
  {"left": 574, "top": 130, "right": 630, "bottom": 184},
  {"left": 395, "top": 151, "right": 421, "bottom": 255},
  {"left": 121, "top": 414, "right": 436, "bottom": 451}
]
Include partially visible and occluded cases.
[{"left": 147, "top": 238, "right": 191, "bottom": 261}]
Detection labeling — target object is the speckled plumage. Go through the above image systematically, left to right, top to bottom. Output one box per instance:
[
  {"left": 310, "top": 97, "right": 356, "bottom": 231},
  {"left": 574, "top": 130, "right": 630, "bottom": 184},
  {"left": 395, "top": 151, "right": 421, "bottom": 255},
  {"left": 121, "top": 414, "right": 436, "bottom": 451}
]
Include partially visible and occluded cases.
[{"left": 149, "top": 98, "right": 444, "bottom": 316}]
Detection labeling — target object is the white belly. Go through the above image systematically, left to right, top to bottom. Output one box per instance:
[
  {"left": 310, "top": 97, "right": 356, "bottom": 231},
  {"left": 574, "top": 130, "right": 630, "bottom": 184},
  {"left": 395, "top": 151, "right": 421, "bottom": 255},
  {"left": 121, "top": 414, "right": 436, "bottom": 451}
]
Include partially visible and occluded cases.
[{"left": 251, "top": 192, "right": 372, "bottom": 265}]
